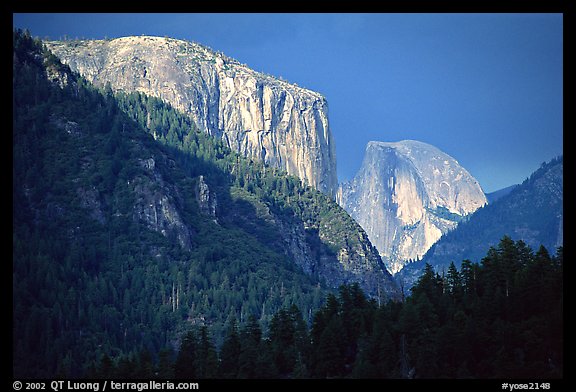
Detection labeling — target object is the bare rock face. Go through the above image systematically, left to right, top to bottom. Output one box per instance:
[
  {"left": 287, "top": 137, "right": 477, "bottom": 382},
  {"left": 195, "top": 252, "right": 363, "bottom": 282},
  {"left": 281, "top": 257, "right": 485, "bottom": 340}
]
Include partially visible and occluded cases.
[
  {"left": 46, "top": 36, "right": 338, "bottom": 197},
  {"left": 337, "top": 140, "right": 487, "bottom": 274},
  {"left": 131, "top": 157, "right": 193, "bottom": 250},
  {"left": 195, "top": 175, "right": 218, "bottom": 222},
  {"left": 76, "top": 186, "right": 105, "bottom": 224}
]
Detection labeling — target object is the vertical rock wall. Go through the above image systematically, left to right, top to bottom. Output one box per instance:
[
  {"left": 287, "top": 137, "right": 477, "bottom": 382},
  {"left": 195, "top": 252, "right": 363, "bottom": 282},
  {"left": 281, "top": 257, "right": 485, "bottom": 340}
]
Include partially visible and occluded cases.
[{"left": 46, "top": 36, "right": 338, "bottom": 197}]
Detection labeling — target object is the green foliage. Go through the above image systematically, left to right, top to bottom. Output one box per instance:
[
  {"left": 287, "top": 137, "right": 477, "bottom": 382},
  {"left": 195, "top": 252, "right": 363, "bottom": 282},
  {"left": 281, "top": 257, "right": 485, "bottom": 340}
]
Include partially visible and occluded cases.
[
  {"left": 396, "top": 237, "right": 563, "bottom": 378},
  {"left": 205, "top": 238, "right": 561, "bottom": 379},
  {"left": 73, "top": 239, "right": 563, "bottom": 380},
  {"left": 268, "top": 304, "right": 311, "bottom": 377},
  {"left": 218, "top": 318, "right": 241, "bottom": 378},
  {"left": 174, "top": 330, "right": 198, "bottom": 378}
]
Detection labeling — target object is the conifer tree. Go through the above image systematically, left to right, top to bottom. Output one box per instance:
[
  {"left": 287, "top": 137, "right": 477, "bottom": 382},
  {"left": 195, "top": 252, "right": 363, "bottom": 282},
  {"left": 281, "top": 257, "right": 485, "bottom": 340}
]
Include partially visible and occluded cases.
[
  {"left": 237, "top": 316, "right": 262, "bottom": 378},
  {"left": 219, "top": 318, "right": 241, "bottom": 378},
  {"left": 195, "top": 326, "right": 218, "bottom": 378},
  {"left": 174, "top": 330, "right": 198, "bottom": 378}
]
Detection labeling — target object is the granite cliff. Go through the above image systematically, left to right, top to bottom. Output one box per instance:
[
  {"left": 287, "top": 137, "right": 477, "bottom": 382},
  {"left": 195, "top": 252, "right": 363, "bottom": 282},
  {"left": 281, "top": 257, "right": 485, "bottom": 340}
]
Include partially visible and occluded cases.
[
  {"left": 46, "top": 36, "right": 338, "bottom": 196},
  {"left": 337, "top": 140, "right": 487, "bottom": 274}
]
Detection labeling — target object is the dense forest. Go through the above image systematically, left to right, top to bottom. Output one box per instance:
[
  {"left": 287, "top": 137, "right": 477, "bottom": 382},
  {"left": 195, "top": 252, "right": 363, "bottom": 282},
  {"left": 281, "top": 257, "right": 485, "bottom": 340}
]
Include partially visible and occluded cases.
[
  {"left": 13, "top": 29, "right": 562, "bottom": 379},
  {"left": 89, "top": 237, "right": 562, "bottom": 379}
]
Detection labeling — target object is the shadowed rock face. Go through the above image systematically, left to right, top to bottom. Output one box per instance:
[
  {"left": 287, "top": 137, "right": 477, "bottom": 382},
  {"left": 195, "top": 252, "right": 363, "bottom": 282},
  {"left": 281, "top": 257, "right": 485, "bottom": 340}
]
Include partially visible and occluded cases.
[
  {"left": 46, "top": 36, "right": 338, "bottom": 197},
  {"left": 338, "top": 140, "right": 487, "bottom": 274}
]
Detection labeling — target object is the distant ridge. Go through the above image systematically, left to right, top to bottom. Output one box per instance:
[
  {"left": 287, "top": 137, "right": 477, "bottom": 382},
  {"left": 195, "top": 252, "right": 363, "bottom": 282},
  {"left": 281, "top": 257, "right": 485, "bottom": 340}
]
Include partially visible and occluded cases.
[{"left": 486, "top": 184, "right": 518, "bottom": 203}]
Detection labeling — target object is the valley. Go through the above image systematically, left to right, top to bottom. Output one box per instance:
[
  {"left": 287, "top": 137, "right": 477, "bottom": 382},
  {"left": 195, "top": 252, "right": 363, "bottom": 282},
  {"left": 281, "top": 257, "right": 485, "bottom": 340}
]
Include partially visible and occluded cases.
[{"left": 12, "top": 29, "right": 563, "bottom": 379}]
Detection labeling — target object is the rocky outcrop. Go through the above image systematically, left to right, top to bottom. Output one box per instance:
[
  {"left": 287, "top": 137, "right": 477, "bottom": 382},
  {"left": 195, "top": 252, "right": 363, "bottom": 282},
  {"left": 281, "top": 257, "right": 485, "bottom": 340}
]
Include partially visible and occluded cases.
[
  {"left": 46, "top": 36, "right": 338, "bottom": 196},
  {"left": 337, "top": 140, "right": 487, "bottom": 274},
  {"left": 131, "top": 157, "right": 193, "bottom": 250},
  {"left": 195, "top": 175, "right": 218, "bottom": 222},
  {"left": 76, "top": 185, "right": 105, "bottom": 224}
]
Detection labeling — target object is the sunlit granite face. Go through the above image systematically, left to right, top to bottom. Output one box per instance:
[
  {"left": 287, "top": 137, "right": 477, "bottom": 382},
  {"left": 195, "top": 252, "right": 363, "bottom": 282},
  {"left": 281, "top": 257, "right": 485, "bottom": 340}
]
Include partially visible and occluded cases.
[
  {"left": 46, "top": 36, "right": 338, "bottom": 197},
  {"left": 338, "top": 140, "right": 487, "bottom": 274}
]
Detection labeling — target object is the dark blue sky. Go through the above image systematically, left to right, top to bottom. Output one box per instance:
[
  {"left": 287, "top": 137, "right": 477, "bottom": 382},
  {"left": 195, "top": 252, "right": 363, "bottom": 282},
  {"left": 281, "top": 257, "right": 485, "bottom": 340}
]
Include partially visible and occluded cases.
[{"left": 13, "top": 13, "right": 563, "bottom": 193}]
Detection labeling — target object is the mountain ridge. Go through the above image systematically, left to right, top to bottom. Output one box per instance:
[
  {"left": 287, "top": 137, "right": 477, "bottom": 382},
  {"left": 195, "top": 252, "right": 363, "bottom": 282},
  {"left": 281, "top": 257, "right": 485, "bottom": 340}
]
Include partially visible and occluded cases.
[{"left": 485, "top": 183, "right": 518, "bottom": 203}]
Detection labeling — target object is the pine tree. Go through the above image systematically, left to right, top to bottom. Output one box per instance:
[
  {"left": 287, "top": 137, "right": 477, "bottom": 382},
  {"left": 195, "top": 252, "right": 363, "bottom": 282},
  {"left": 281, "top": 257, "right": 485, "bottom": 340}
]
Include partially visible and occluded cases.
[
  {"left": 460, "top": 259, "right": 476, "bottom": 297},
  {"left": 446, "top": 261, "right": 463, "bottom": 303},
  {"left": 411, "top": 263, "right": 443, "bottom": 304},
  {"left": 268, "top": 304, "right": 310, "bottom": 377},
  {"left": 237, "top": 316, "right": 262, "bottom": 378},
  {"left": 313, "top": 316, "right": 346, "bottom": 378},
  {"left": 219, "top": 318, "right": 241, "bottom": 378},
  {"left": 195, "top": 326, "right": 218, "bottom": 378},
  {"left": 174, "top": 330, "right": 198, "bottom": 378},
  {"left": 156, "top": 348, "right": 175, "bottom": 379},
  {"left": 134, "top": 350, "right": 154, "bottom": 379},
  {"left": 94, "top": 354, "right": 115, "bottom": 379}
]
